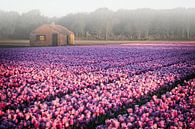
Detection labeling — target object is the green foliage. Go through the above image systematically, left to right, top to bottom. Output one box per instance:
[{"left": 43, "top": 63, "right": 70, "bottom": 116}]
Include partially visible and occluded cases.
[
  {"left": 0, "top": 8, "right": 195, "bottom": 40},
  {"left": 57, "top": 8, "right": 195, "bottom": 40},
  {"left": 0, "top": 10, "right": 48, "bottom": 39}
]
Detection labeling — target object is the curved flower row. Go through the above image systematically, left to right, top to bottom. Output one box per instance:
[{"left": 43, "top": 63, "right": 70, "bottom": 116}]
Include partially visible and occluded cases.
[
  {"left": 0, "top": 45, "right": 195, "bottom": 128},
  {"left": 0, "top": 46, "right": 192, "bottom": 73},
  {"left": 1, "top": 50, "right": 194, "bottom": 110},
  {"left": 1, "top": 61, "right": 195, "bottom": 128},
  {"left": 98, "top": 78, "right": 195, "bottom": 129}
]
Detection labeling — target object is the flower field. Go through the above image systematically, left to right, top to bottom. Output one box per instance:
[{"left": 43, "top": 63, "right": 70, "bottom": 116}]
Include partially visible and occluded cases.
[{"left": 0, "top": 44, "right": 195, "bottom": 129}]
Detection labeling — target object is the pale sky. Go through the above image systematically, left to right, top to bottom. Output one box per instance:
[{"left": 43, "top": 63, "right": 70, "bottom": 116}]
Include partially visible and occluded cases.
[{"left": 1, "top": 0, "right": 195, "bottom": 17}]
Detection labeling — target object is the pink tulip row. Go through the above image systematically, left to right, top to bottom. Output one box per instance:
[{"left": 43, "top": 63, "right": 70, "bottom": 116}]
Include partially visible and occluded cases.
[
  {"left": 0, "top": 46, "right": 195, "bottom": 128},
  {"left": 1, "top": 50, "right": 194, "bottom": 110},
  {"left": 1, "top": 56, "right": 194, "bottom": 112},
  {"left": 1, "top": 60, "right": 195, "bottom": 128},
  {"left": 0, "top": 64, "right": 120, "bottom": 109},
  {"left": 98, "top": 78, "right": 195, "bottom": 129}
]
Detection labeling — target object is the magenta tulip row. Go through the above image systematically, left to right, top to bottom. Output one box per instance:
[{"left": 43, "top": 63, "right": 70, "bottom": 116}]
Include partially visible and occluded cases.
[
  {"left": 0, "top": 46, "right": 195, "bottom": 128},
  {"left": 1, "top": 50, "right": 194, "bottom": 110},
  {"left": 1, "top": 61, "right": 195, "bottom": 128},
  {"left": 97, "top": 78, "right": 195, "bottom": 129}
]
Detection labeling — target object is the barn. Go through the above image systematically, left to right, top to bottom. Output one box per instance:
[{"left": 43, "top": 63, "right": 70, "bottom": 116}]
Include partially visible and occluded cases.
[{"left": 30, "top": 23, "right": 75, "bottom": 46}]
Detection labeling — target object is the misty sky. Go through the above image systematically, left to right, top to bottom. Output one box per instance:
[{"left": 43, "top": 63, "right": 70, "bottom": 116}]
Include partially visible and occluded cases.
[{"left": 1, "top": 0, "right": 195, "bottom": 17}]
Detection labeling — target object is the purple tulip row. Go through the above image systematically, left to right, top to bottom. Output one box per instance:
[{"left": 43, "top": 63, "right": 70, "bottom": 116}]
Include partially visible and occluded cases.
[
  {"left": 0, "top": 45, "right": 195, "bottom": 128},
  {"left": 0, "top": 46, "right": 192, "bottom": 73},
  {"left": 0, "top": 50, "right": 194, "bottom": 111},
  {"left": 1, "top": 60, "right": 195, "bottom": 128},
  {"left": 97, "top": 78, "right": 195, "bottom": 129}
]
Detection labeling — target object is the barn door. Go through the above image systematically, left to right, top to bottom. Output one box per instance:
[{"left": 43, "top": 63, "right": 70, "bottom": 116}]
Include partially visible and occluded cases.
[
  {"left": 52, "top": 33, "right": 58, "bottom": 46},
  {"left": 64, "top": 35, "right": 68, "bottom": 45},
  {"left": 66, "top": 35, "right": 69, "bottom": 45}
]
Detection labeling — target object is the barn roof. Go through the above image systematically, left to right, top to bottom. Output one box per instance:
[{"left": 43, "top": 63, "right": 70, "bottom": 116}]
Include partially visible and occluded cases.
[{"left": 31, "top": 24, "right": 73, "bottom": 35}]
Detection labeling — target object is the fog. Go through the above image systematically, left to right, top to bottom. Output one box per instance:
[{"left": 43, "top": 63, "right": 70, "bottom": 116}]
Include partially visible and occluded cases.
[
  {"left": 1, "top": 0, "right": 195, "bottom": 17},
  {"left": 1, "top": 0, "right": 195, "bottom": 40},
  {"left": 1, "top": 8, "right": 195, "bottom": 40}
]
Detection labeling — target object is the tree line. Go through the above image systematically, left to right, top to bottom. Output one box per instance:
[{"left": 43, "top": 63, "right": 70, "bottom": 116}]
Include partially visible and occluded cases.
[{"left": 0, "top": 8, "right": 195, "bottom": 40}]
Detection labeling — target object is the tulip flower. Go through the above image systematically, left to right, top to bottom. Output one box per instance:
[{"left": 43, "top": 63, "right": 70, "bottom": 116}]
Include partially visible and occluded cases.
[{"left": 0, "top": 45, "right": 195, "bottom": 128}]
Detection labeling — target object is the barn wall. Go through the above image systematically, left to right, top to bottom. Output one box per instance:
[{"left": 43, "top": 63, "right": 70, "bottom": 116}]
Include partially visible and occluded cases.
[
  {"left": 30, "top": 24, "right": 75, "bottom": 46},
  {"left": 30, "top": 33, "right": 52, "bottom": 46},
  {"left": 30, "top": 33, "right": 75, "bottom": 46},
  {"left": 58, "top": 34, "right": 67, "bottom": 46},
  {"left": 68, "top": 34, "right": 75, "bottom": 45}
]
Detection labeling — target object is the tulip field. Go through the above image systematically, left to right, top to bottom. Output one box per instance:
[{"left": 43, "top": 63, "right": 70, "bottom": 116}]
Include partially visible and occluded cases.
[{"left": 0, "top": 44, "right": 195, "bottom": 129}]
